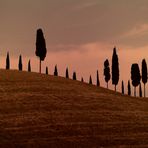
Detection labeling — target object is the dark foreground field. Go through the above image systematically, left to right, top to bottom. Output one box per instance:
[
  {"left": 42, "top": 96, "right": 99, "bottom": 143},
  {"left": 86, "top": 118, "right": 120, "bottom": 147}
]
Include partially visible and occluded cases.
[{"left": 0, "top": 70, "right": 147, "bottom": 147}]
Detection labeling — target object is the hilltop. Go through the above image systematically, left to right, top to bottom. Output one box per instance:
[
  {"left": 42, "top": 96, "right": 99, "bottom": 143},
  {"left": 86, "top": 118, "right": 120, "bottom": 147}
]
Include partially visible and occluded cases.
[{"left": 0, "top": 70, "right": 147, "bottom": 147}]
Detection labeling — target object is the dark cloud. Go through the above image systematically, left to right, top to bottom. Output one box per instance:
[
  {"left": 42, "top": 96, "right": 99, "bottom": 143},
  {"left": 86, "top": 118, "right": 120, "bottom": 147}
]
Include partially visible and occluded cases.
[{"left": 0, "top": 0, "right": 148, "bottom": 55}]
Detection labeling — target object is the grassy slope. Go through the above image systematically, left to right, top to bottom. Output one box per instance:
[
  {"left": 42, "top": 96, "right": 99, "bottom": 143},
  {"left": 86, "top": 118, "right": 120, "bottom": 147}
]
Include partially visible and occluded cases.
[{"left": 0, "top": 70, "right": 147, "bottom": 147}]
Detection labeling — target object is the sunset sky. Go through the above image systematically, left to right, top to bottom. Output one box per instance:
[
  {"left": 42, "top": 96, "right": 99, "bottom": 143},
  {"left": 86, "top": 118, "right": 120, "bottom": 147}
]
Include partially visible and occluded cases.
[{"left": 0, "top": 0, "right": 148, "bottom": 96}]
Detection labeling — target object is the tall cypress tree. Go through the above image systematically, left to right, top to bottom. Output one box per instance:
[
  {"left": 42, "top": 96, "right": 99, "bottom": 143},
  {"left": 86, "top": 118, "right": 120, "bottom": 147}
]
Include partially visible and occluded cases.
[
  {"left": 35, "top": 28, "right": 47, "bottom": 73},
  {"left": 112, "top": 47, "right": 119, "bottom": 92},
  {"left": 6, "top": 52, "right": 10, "bottom": 70},
  {"left": 18, "top": 55, "right": 22, "bottom": 71},
  {"left": 104, "top": 59, "right": 111, "bottom": 88},
  {"left": 142, "top": 59, "right": 147, "bottom": 97},
  {"left": 28, "top": 60, "right": 31, "bottom": 72},
  {"left": 131, "top": 63, "right": 141, "bottom": 97},
  {"left": 54, "top": 65, "right": 58, "bottom": 76},
  {"left": 46, "top": 66, "right": 48, "bottom": 75},
  {"left": 66, "top": 67, "right": 69, "bottom": 79},
  {"left": 96, "top": 70, "right": 100, "bottom": 86},
  {"left": 73, "top": 72, "right": 77, "bottom": 80},
  {"left": 89, "top": 75, "right": 92, "bottom": 84},
  {"left": 81, "top": 77, "right": 84, "bottom": 82},
  {"left": 122, "top": 80, "right": 124, "bottom": 94},
  {"left": 128, "top": 80, "right": 131, "bottom": 96},
  {"left": 139, "top": 83, "right": 142, "bottom": 97}
]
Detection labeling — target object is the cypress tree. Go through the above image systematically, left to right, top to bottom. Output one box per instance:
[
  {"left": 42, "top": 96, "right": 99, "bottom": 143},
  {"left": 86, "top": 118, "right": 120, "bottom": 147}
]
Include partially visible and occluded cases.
[
  {"left": 35, "top": 28, "right": 47, "bottom": 73},
  {"left": 112, "top": 47, "right": 119, "bottom": 92},
  {"left": 6, "top": 52, "right": 10, "bottom": 70},
  {"left": 18, "top": 55, "right": 22, "bottom": 71},
  {"left": 104, "top": 59, "right": 111, "bottom": 88},
  {"left": 142, "top": 59, "right": 147, "bottom": 97},
  {"left": 28, "top": 60, "right": 31, "bottom": 72},
  {"left": 131, "top": 63, "right": 141, "bottom": 97},
  {"left": 54, "top": 65, "right": 58, "bottom": 76},
  {"left": 46, "top": 66, "right": 48, "bottom": 75},
  {"left": 66, "top": 67, "right": 69, "bottom": 78},
  {"left": 96, "top": 70, "right": 100, "bottom": 86},
  {"left": 73, "top": 72, "right": 77, "bottom": 80},
  {"left": 89, "top": 75, "right": 92, "bottom": 84},
  {"left": 81, "top": 77, "right": 84, "bottom": 82},
  {"left": 122, "top": 80, "right": 124, "bottom": 94},
  {"left": 128, "top": 80, "right": 131, "bottom": 96},
  {"left": 139, "top": 83, "right": 142, "bottom": 97}
]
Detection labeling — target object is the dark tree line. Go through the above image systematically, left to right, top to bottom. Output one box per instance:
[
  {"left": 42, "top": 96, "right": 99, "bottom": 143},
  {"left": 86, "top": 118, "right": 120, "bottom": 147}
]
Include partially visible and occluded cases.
[
  {"left": 4, "top": 28, "right": 147, "bottom": 98},
  {"left": 130, "top": 60, "right": 147, "bottom": 97}
]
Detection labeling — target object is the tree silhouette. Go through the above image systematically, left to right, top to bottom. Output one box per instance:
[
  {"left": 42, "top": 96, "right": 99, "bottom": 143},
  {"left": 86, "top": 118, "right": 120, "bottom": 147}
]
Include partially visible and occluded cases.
[
  {"left": 35, "top": 28, "right": 47, "bottom": 73},
  {"left": 112, "top": 47, "right": 119, "bottom": 92},
  {"left": 6, "top": 52, "right": 10, "bottom": 70},
  {"left": 18, "top": 55, "right": 22, "bottom": 71},
  {"left": 104, "top": 59, "right": 110, "bottom": 88},
  {"left": 142, "top": 59, "right": 147, "bottom": 97},
  {"left": 28, "top": 60, "right": 31, "bottom": 72},
  {"left": 131, "top": 63, "right": 141, "bottom": 97},
  {"left": 54, "top": 65, "right": 58, "bottom": 76},
  {"left": 46, "top": 66, "right": 48, "bottom": 75},
  {"left": 66, "top": 67, "right": 69, "bottom": 79},
  {"left": 96, "top": 70, "right": 100, "bottom": 86},
  {"left": 73, "top": 72, "right": 77, "bottom": 80},
  {"left": 89, "top": 75, "right": 92, "bottom": 84},
  {"left": 81, "top": 77, "right": 84, "bottom": 82},
  {"left": 122, "top": 80, "right": 124, "bottom": 94},
  {"left": 128, "top": 80, "right": 131, "bottom": 96},
  {"left": 139, "top": 83, "right": 142, "bottom": 97}
]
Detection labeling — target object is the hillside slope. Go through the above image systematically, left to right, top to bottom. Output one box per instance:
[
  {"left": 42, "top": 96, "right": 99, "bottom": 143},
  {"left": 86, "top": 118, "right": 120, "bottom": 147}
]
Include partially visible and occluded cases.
[{"left": 0, "top": 70, "right": 147, "bottom": 147}]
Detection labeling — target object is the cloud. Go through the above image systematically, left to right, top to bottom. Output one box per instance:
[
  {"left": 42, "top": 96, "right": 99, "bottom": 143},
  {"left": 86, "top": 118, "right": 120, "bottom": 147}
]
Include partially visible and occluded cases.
[
  {"left": 1, "top": 0, "right": 148, "bottom": 55},
  {"left": 123, "top": 24, "right": 148, "bottom": 37}
]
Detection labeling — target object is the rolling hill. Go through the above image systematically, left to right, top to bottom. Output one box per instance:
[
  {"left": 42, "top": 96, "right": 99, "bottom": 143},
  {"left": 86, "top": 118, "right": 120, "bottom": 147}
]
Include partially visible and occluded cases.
[{"left": 0, "top": 70, "right": 147, "bottom": 147}]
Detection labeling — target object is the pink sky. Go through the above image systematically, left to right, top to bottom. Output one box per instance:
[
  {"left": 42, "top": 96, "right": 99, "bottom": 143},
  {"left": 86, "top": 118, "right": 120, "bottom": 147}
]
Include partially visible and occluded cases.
[{"left": 0, "top": 0, "right": 148, "bottom": 96}]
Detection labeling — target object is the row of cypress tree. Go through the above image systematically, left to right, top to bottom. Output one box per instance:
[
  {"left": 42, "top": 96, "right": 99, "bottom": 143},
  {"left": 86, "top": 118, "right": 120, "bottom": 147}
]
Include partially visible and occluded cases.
[
  {"left": 5, "top": 28, "right": 147, "bottom": 97},
  {"left": 5, "top": 47, "right": 147, "bottom": 97},
  {"left": 121, "top": 59, "right": 147, "bottom": 97}
]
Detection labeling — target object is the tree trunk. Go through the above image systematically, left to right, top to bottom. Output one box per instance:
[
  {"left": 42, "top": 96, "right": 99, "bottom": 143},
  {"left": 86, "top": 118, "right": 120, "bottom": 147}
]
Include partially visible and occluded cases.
[
  {"left": 39, "top": 59, "right": 41, "bottom": 73},
  {"left": 144, "top": 84, "right": 145, "bottom": 98},
  {"left": 134, "top": 87, "right": 136, "bottom": 97}
]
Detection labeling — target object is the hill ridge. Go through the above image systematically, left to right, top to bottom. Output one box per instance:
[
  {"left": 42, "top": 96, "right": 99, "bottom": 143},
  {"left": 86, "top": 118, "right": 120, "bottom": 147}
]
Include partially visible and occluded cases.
[{"left": 0, "top": 69, "right": 147, "bottom": 147}]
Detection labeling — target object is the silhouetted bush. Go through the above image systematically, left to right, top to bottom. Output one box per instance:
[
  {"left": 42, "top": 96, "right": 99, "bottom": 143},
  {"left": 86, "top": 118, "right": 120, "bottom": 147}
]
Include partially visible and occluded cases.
[
  {"left": 35, "top": 28, "right": 47, "bottom": 73},
  {"left": 112, "top": 47, "right": 119, "bottom": 92},
  {"left": 6, "top": 52, "right": 10, "bottom": 70},
  {"left": 18, "top": 55, "right": 22, "bottom": 71},
  {"left": 104, "top": 59, "right": 110, "bottom": 88},
  {"left": 142, "top": 59, "right": 147, "bottom": 97},
  {"left": 28, "top": 60, "right": 31, "bottom": 72},
  {"left": 131, "top": 63, "right": 141, "bottom": 97},
  {"left": 54, "top": 65, "right": 58, "bottom": 76},
  {"left": 46, "top": 66, "right": 48, "bottom": 75},
  {"left": 66, "top": 67, "right": 69, "bottom": 78},
  {"left": 96, "top": 70, "right": 100, "bottom": 86},
  {"left": 73, "top": 72, "right": 76, "bottom": 80},
  {"left": 89, "top": 75, "right": 92, "bottom": 84},
  {"left": 122, "top": 80, "right": 124, "bottom": 94},
  {"left": 128, "top": 80, "right": 131, "bottom": 96},
  {"left": 139, "top": 83, "right": 142, "bottom": 97}
]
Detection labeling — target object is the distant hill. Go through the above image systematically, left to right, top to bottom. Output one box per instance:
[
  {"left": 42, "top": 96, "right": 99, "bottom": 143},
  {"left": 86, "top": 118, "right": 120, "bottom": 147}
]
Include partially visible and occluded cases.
[{"left": 0, "top": 70, "right": 147, "bottom": 147}]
